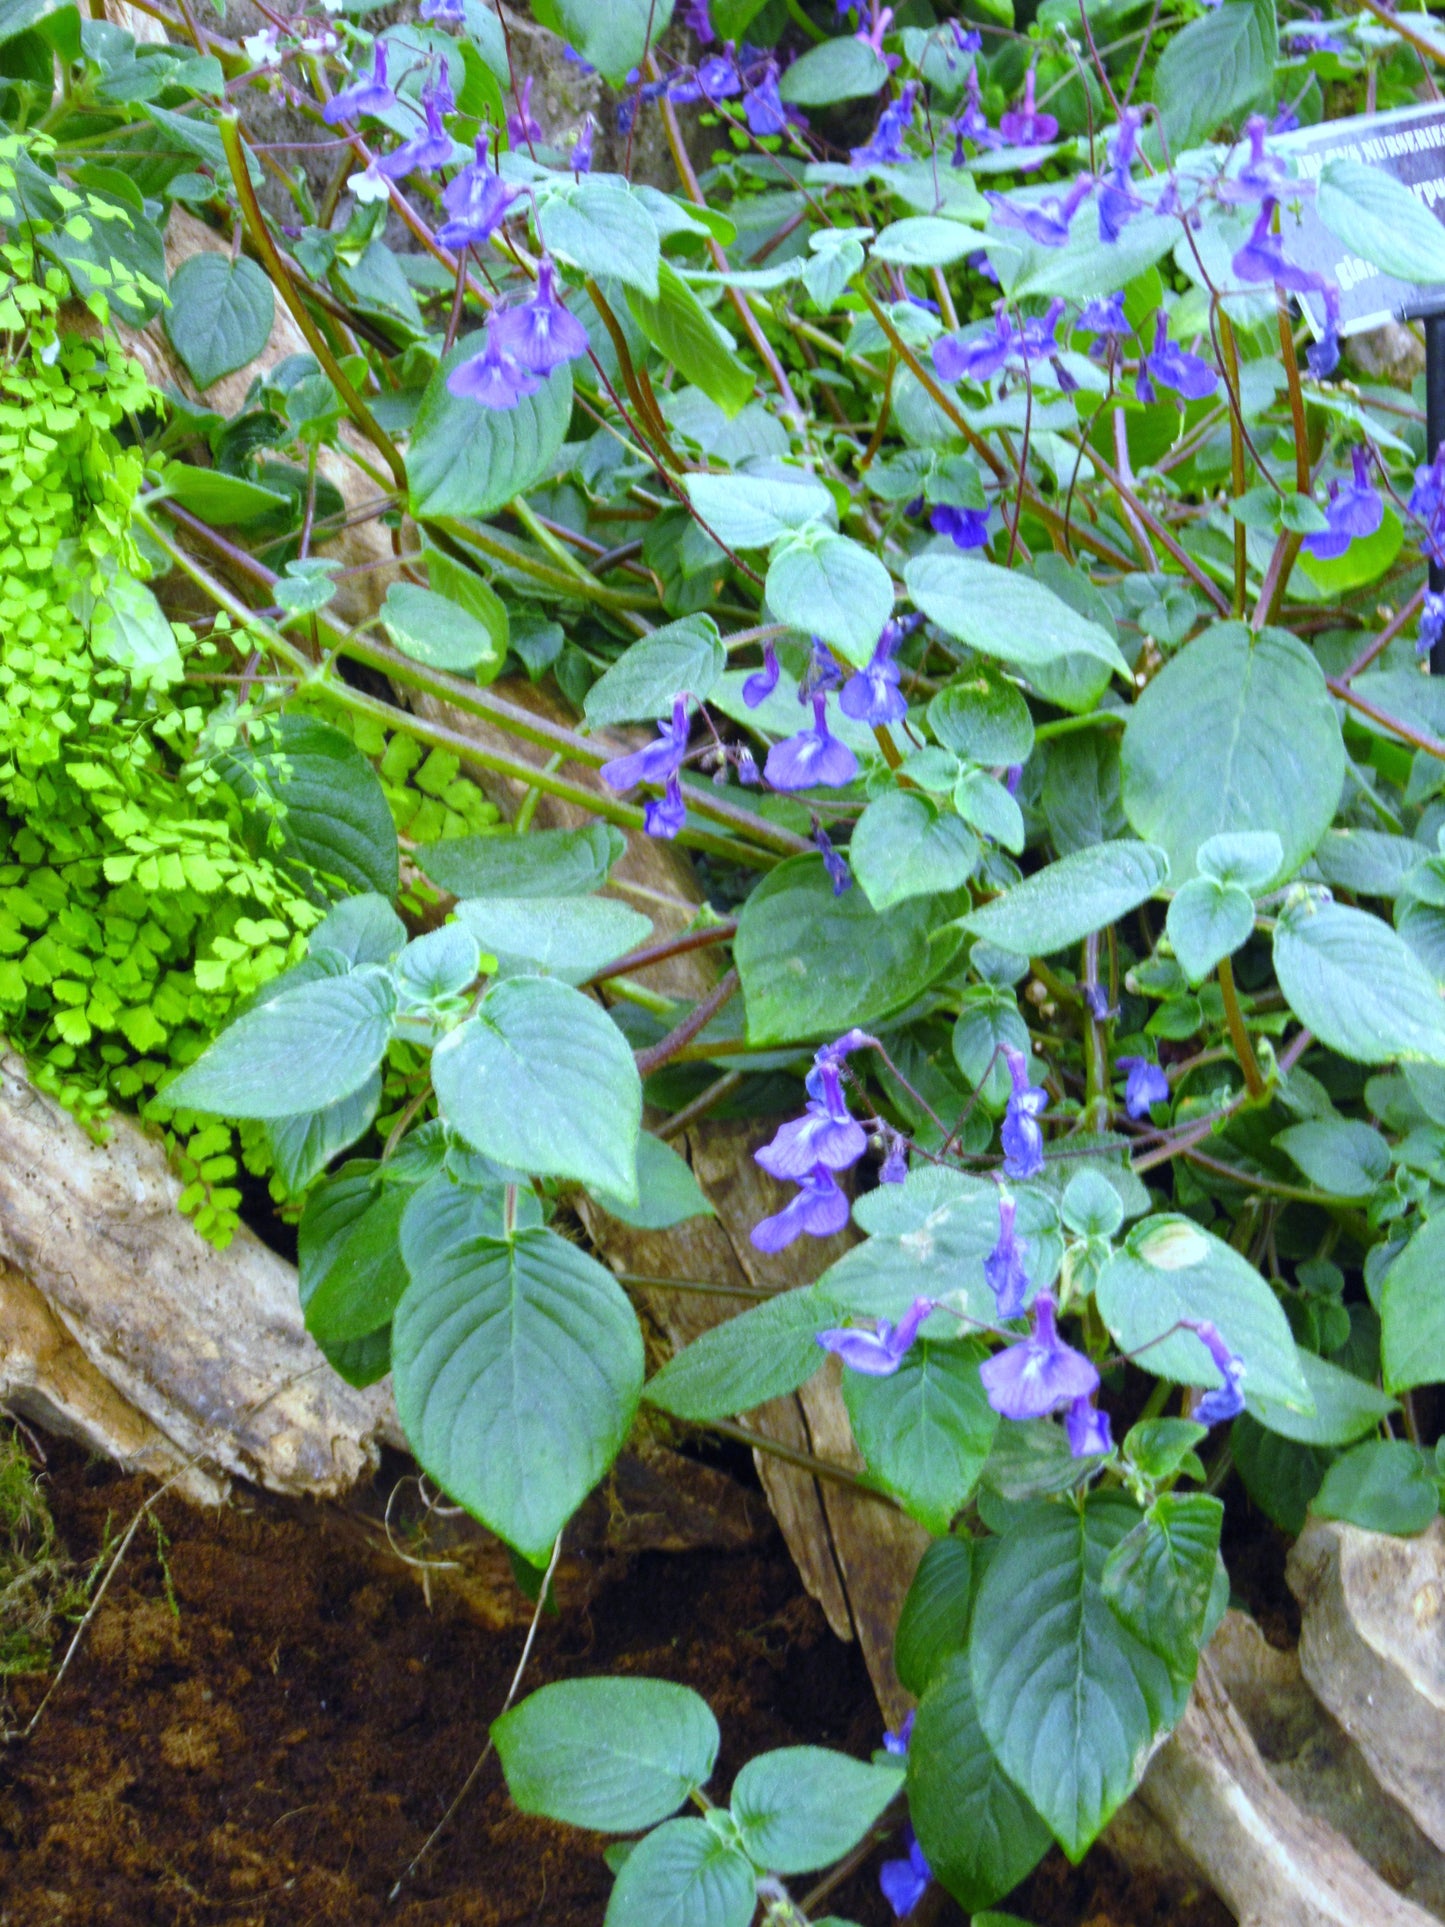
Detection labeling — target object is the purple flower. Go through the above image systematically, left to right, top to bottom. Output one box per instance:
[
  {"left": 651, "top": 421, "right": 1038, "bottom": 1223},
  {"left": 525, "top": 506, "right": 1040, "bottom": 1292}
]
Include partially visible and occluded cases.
[
  {"left": 419, "top": 0, "right": 465, "bottom": 23},
  {"left": 684, "top": 0, "right": 714, "bottom": 40},
  {"left": 1281, "top": 19, "right": 1347, "bottom": 51},
  {"left": 323, "top": 42, "right": 396, "bottom": 124},
  {"left": 697, "top": 52, "right": 742, "bottom": 97},
  {"left": 999, "top": 66, "right": 1058, "bottom": 146},
  {"left": 951, "top": 67, "right": 999, "bottom": 156},
  {"left": 744, "top": 68, "right": 789, "bottom": 136},
  {"left": 507, "top": 74, "right": 543, "bottom": 147},
  {"left": 851, "top": 80, "right": 917, "bottom": 167},
  {"left": 375, "top": 82, "right": 455, "bottom": 180},
  {"left": 1217, "top": 114, "right": 1295, "bottom": 206},
  {"left": 569, "top": 117, "right": 595, "bottom": 171},
  {"left": 1099, "top": 117, "right": 1145, "bottom": 244},
  {"left": 436, "top": 135, "right": 518, "bottom": 250},
  {"left": 986, "top": 176, "right": 1092, "bottom": 248},
  {"left": 1232, "top": 198, "right": 1330, "bottom": 300},
  {"left": 490, "top": 259, "right": 589, "bottom": 375},
  {"left": 1306, "top": 283, "right": 1342, "bottom": 379},
  {"left": 1076, "top": 292, "right": 1131, "bottom": 342},
  {"left": 1016, "top": 297, "right": 1067, "bottom": 363},
  {"left": 934, "top": 304, "right": 1016, "bottom": 384},
  {"left": 1145, "top": 313, "right": 1218, "bottom": 401},
  {"left": 446, "top": 335, "right": 541, "bottom": 410},
  {"left": 1411, "top": 441, "right": 1445, "bottom": 564},
  {"left": 1303, "top": 447, "right": 1382, "bottom": 559},
  {"left": 929, "top": 503, "right": 990, "bottom": 551},
  {"left": 1419, "top": 591, "right": 1445, "bottom": 659},
  {"left": 839, "top": 622, "right": 907, "bottom": 725},
  {"left": 800, "top": 638, "right": 843, "bottom": 700},
  {"left": 742, "top": 640, "right": 781, "bottom": 708},
  {"left": 601, "top": 694, "right": 691, "bottom": 792},
  {"left": 764, "top": 694, "right": 859, "bottom": 791},
  {"left": 644, "top": 774, "right": 686, "bottom": 839},
  {"left": 812, "top": 823, "right": 852, "bottom": 897},
  {"left": 1083, "top": 983, "right": 1117, "bottom": 1021},
  {"left": 756, "top": 1045, "right": 868, "bottom": 1180},
  {"left": 1001, "top": 1045, "right": 1047, "bottom": 1180},
  {"left": 1116, "top": 1055, "right": 1169, "bottom": 1121},
  {"left": 879, "top": 1130, "right": 908, "bottom": 1184},
  {"left": 752, "top": 1164, "right": 851, "bottom": 1251},
  {"left": 984, "top": 1188, "right": 1030, "bottom": 1319},
  {"left": 817, "top": 1295, "right": 933, "bottom": 1376},
  {"left": 981, "top": 1295, "right": 1099, "bottom": 1421},
  {"left": 1184, "top": 1318, "right": 1247, "bottom": 1425},
  {"left": 1066, "top": 1395, "right": 1114, "bottom": 1457},
  {"left": 882, "top": 1710, "right": 915, "bottom": 1756},
  {"left": 880, "top": 1829, "right": 932, "bottom": 1918}
]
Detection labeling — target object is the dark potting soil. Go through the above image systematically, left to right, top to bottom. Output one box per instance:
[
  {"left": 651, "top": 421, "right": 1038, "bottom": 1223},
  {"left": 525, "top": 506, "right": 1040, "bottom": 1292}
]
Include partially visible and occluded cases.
[{"left": 0, "top": 1442, "right": 1232, "bottom": 1927}]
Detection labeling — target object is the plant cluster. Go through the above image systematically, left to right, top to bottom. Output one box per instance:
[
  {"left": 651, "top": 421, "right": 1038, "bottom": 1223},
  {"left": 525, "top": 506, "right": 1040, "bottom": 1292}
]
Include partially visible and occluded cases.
[{"left": 13, "top": 0, "right": 1445, "bottom": 1914}]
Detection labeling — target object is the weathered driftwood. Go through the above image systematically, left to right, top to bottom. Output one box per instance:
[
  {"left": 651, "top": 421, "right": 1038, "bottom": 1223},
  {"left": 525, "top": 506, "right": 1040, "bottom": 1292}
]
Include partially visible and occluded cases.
[{"left": 1289, "top": 1517, "right": 1445, "bottom": 1855}]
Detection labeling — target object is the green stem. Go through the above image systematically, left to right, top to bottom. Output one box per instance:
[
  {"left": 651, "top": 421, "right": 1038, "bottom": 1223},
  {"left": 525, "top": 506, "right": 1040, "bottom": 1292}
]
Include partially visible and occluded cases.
[{"left": 1217, "top": 954, "right": 1267, "bottom": 1100}]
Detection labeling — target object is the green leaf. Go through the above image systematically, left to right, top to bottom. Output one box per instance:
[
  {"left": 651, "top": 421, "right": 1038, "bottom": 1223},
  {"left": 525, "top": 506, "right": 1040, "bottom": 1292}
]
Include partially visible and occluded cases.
[
  {"left": 550, "top": 0, "right": 674, "bottom": 85},
  {"left": 1153, "top": 0, "right": 1275, "bottom": 149},
  {"left": 778, "top": 34, "right": 888, "bottom": 103},
  {"left": 1315, "top": 158, "right": 1445, "bottom": 284},
  {"left": 538, "top": 177, "right": 660, "bottom": 297},
  {"left": 37, "top": 182, "right": 166, "bottom": 325},
  {"left": 873, "top": 215, "right": 979, "bottom": 267},
  {"left": 163, "top": 252, "right": 273, "bottom": 389},
  {"left": 627, "top": 263, "right": 752, "bottom": 418},
  {"left": 407, "top": 342, "right": 572, "bottom": 519},
  {"left": 160, "top": 464, "right": 291, "bottom": 526},
  {"left": 682, "top": 470, "right": 834, "bottom": 549},
  {"left": 765, "top": 529, "right": 894, "bottom": 668},
  {"left": 422, "top": 548, "right": 510, "bottom": 682},
  {"left": 906, "top": 553, "right": 1130, "bottom": 685},
  {"left": 89, "top": 570, "right": 182, "bottom": 687},
  {"left": 381, "top": 581, "right": 506, "bottom": 675},
  {"left": 583, "top": 617, "right": 725, "bottom": 725},
  {"left": 1120, "top": 624, "right": 1343, "bottom": 887},
  {"left": 928, "top": 663, "right": 1034, "bottom": 766},
  {"left": 221, "top": 714, "right": 399, "bottom": 900},
  {"left": 954, "top": 768, "right": 1025, "bottom": 854},
  {"left": 850, "top": 791, "right": 979, "bottom": 911},
  {"left": 416, "top": 824, "right": 624, "bottom": 900},
  {"left": 1314, "top": 829, "right": 1421, "bottom": 901},
  {"left": 1196, "top": 830, "right": 1283, "bottom": 893},
  {"left": 963, "top": 840, "right": 1168, "bottom": 959},
  {"left": 735, "top": 855, "right": 959, "bottom": 1045},
  {"left": 1166, "top": 876, "right": 1255, "bottom": 984},
  {"left": 310, "top": 892, "right": 407, "bottom": 966},
  {"left": 453, "top": 895, "right": 651, "bottom": 984},
  {"left": 1273, "top": 895, "right": 1445, "bottom": 1066},
  {"left": 394, "top": 924, "right": 481, "bottom": 1010},
  {"left": 165, "top": 968, "right": 396, "bottom": 1120},
  {"left": 431, "top": 978, "right": 642, "bottom": 1200},
  {"left": 265, "top": 1073, "right": 381, "bottom": 1193},
  {"left": 1274, "top": 1119, "right": 1390, "bottom": 1199},
  {"left": 595, "top": 1132, "right": 715, "bottom": 1228},
  {"left": 1061, "top": 1169, "right": 1124, "bottom": 1238},
  {"left": 304, "top": 1180, "right": 410, "bottom": 1345},
  {"left": 1381, "top": 1213, "right": 1445, "bottom": 1393},
  {"left": 1095, "top": 1215, "right": 1311, "bottom": 1410},
  {"left": 392, "top": 1226, "right": 643, "bottom": 1563},
  {"left": 642, "top": 1287, "right": 826, "bottom": 1421},
  {"left": 844, "top": 1339, "right": 997, "bottom": 1534},
  {"left": 1247, "top": 1349, "right": 1397, "bottom": 1446},
  {"left": 1232, "top": 1415, "right": 1330, "bottom": 1534},
  {"left": 1313, "top": 1440, "right": 1439, "bottom": 1536},
  {"left": 1101, "top": 1493, "right": 1223, "bottom": 1684},
  {"left": 971, "top": 1496, "right": 1181, "bottom": 1858},
  {"left": 895, "top": 1536, "right": 974, "bottom": 1698},
  {"left": 909, "top": 1653, "right": 1052, "bottom": 1913},
  {"left": 493, "top": 1678, "right": 718, "bottom": 1831},
  {"left": 731, "top": 1748, "right": 904, "bottom": 1875},
  {"left": 603, "top": 1818, "right": 755, "bottom": 1927}
]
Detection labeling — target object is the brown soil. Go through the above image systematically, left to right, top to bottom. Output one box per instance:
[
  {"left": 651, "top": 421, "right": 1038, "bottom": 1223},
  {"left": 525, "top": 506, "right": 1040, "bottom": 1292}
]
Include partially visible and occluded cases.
[{"left": 0, "top": 1442, "right": 1232, "bottom": 1927}]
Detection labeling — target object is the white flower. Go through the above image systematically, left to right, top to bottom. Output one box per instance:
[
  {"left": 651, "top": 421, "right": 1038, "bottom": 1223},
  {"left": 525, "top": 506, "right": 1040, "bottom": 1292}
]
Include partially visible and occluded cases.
[
  {"left": 242, "top": 27, "right": 280, "bottom": 65},
  {"left": 297, "top": 28, "right": 337, "bottom": 50},
  {"left": 349, "top": 163, "right": 391, "bottom": 204}
]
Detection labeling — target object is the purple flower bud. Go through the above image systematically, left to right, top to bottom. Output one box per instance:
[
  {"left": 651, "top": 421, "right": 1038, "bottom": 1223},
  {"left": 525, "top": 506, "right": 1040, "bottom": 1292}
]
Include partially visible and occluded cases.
[
  {"left": 419, "top": 0, "right": 465, "bottom": 23},
  {"left": 684, "top": 0, "right": 714, "bottom": 41},
  {"left": 323, "top": 42, "right": 396, "bottom": 124},
  {"left": 951, "top": 65, "right": 999, "bottom": 158},
  {"left": 998, "top": 66, "right": 1058, "bottom": 146},
  {"left": 744, "top": 69, "right": 788, "bottom": 136},
  {"left": 507, "top": 75, "right": 543, "bottom": 147},
  {"left": 851, "top": 80, "right": 918, "bottom": 167},
  {"left": 569, "top": 116, "right": 595, "bottom": 171},
  {"left": 436, "top": 134, "right": 518, "bottom": 251},
  {"left": 986, "top": 176, "right": 1093, "bottom": 248},
  {"left": 491, "top": 259, "right": 590, "bottom": 375},
  {"left": 1306, "top": 282, "right": 1342, "bottom": 379},
  {"left": 935, "top": 304, "right": 1016, "bottom": 384},
  {"left": 1145, "top": 313, "right": 1218, "bottom": 402},
  {"left": 446, "top": 334, "right": 542, "bottom": 410},
  {"left": 1302, "top": 447, "right": 1382, "bottom": 559},
  {"left": 929, "top": 502, "right": 990, "bottom": 552},
  {"left": 1419, "top": 590, "right": 1445, "bottom": 659},
  {"left": 839, "top": 622, "right": 907, "bottom": 725},
  {"left": 800, "top": 638, "right": 843, "bottom": 700},
  {"left": 742, "top": 640, "right": 781, "bottom": 709},
  {"left": 601, "top": 694, "right": 691, "bottom": 792},
  {"left": 764, "top": 694, "right": 859, "bottom": 791},
  {"left": 736, "top": 745, "right": 760, "bottom": 785},
  {"left": 644, "top": 774, "right": 686, "bottom": 839},
  {"left": 812, "top": 823, "right": 852, "bottom": 897},
  {"left": 1082, "top": 983, "right": 1116, "bottom": 1021},
  {"left": 1001, "top": 1046, "right": 1047, "bottom": 1180},
  {"left": 1116, "top": 1055, "right": 1169, "bottom": 1121},
  {"left": 879, "top": 1129, "right": 908, "bottom": 1184},
  {"left": 752, "top": 1164, "right": 851, "bottom": 1251},
  {"left": 984, "top": 1188, "right": 1030, "bottom": 1319},
  {"left": 817, "top": 1295, "right": 933, "bottom": 1376},
  {"left": 980, "top": 1295, "right": 1099, "bottom": 1421},
  {"left": 1183, "top": 1318, "right": 1247, "bottom": 1425},
  {"left": 1066, "top": 1395, "right": 1114, "bottom": 1458},
  {"left": 882, "top": 1709, "right": 914, "bottom": 1755},
  {"left": 880, "top": 1829, "right": 931, "bottom": 1918}
]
